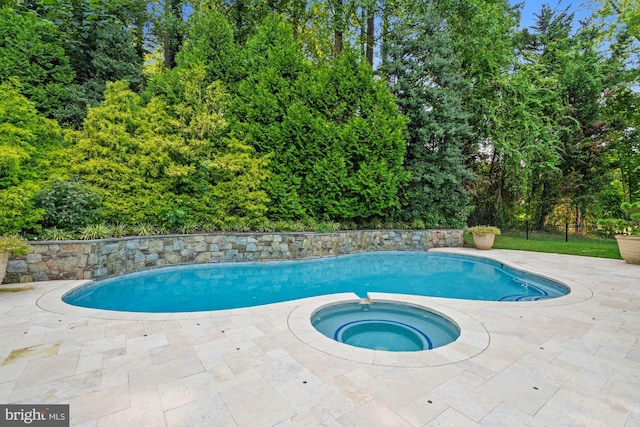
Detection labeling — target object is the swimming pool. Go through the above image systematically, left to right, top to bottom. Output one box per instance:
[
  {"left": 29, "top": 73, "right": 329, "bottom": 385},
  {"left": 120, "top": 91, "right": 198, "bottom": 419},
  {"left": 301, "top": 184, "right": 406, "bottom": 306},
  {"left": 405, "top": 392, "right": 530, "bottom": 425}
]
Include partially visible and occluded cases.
[{"left": 62, "top": 252, "right": 569, "bottom": 313}]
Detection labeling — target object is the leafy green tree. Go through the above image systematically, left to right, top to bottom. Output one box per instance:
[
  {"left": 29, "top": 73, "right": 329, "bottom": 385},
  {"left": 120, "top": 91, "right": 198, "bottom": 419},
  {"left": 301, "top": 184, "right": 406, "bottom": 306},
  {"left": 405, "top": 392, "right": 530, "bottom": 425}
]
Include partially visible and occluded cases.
[
  {"left": 430, "top": 0, "right": 518, "bottom": 164},
  {"left": 592, "top": 0, "right": 640, "bottom": 41},
  {"left": 380, "top": 2, "right": 473, "bottom": 227},
  {"left": 515, "top": 6, "right": 615, "bottom": 231},
  {"left": 553, "top": 26, "right": 612, "bottom": 231},
  {"left": 601, "top": 31, "right": 640, "bottom": 205},
  {"left": 476, "top": 63, "right": 564, "bottom": 228}
]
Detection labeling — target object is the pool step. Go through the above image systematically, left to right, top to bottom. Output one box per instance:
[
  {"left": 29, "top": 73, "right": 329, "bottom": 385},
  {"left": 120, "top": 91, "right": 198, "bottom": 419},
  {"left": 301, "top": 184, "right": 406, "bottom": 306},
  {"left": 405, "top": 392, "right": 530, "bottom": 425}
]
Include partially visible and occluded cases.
[{"left": 359, "top": 296, "right": 372, "bottom": 305}]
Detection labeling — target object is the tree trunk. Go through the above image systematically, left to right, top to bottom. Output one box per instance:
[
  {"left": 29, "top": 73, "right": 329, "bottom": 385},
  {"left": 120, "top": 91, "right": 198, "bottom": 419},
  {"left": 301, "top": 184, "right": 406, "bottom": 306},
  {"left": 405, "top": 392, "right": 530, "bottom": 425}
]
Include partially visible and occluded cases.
[
  {"left": 163, "top": 0, "right": 182, "bottom": 69},
  {"left": 334, "top": 0, "right": 344, "bottom": 55},
  {"left": 380, "top": 2, "right": 389, "bottom": 66},
  {"left": 360, "top": 9, "right": 365, "bottom": 56},
  {"left": 366, "top": 11, "right": 374, "bottom": 66},
  {"left": 335, "top": 30, "right": 343, "bottom": 55},
  {"left": 535, "top": 181, "right": 554, "bottom": 230},
  {"left": 574, "top": 204, "right": 585, "bottom": 233}
]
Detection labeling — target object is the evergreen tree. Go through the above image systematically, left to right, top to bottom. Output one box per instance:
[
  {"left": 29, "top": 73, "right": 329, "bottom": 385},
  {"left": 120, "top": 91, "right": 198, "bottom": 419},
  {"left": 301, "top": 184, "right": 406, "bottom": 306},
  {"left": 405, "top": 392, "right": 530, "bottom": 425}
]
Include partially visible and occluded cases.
[
  {"left": 12, "top": 0, "right": 148, "bottom": 127},
  {"left": 380, "top": 2, "right": 473, "bottom": 227},
  {"left": 175, "top": 6, "right": 236, "bottom": 85},
  {"left": 0, "top": 8, "right": 75, "bottom": 121},
  {"left": 230, "top": 16, "right": 311, "bottom": 220},
  {"left": 231, "top": 17, "right": 408, "bottom": 222},
  {"left": 298, "top": 48, "right": 409, "bottom": 221},
  {"left": 66, "top": 78, "right": 270, "bottom": 226},
  {"left": 0, "top": 81, "right": 62, "bottom": 234}
]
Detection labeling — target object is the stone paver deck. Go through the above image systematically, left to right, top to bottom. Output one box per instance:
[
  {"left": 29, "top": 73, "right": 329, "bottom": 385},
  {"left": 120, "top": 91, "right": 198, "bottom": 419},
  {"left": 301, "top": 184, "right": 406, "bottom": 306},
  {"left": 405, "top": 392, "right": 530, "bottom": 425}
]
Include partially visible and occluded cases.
[{"left": 1, "top": 248, "right": 639, "bottom": 426}]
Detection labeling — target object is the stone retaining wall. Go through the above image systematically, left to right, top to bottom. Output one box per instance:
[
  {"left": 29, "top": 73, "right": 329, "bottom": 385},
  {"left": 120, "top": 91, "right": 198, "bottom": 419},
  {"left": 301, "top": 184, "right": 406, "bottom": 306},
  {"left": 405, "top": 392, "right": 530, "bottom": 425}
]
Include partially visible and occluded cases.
[{"left": 3, "top": 229, "right": 462, "bottom": 283}]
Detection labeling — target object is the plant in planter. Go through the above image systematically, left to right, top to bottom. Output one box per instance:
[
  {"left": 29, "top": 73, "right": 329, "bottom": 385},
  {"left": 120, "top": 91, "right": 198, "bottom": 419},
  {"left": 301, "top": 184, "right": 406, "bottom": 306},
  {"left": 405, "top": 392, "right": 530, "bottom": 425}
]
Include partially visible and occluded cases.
[
  {"left": 597, "top": 201, "right": 640, "bottom": 265},
  {"left": 467, "top": 225, "right": 501, "bottom": 250},
  {"left": 0, "top": 235, "right": 31, "bottom": 284}
]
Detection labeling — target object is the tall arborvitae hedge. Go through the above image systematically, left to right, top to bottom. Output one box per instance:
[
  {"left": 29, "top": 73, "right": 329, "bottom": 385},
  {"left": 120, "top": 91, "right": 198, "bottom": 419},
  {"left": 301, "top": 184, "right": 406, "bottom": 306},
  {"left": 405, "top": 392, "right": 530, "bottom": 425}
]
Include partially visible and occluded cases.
[{"left": 230, "top": 17, "right": 409, "bottom": 222}]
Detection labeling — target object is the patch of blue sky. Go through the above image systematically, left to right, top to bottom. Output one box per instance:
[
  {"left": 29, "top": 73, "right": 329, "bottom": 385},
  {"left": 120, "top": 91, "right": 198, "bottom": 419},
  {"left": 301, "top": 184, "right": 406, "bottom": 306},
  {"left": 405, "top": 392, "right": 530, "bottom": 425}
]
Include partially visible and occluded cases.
[{"left": 510, "top": 0, "right": 598, "bottom": 30}]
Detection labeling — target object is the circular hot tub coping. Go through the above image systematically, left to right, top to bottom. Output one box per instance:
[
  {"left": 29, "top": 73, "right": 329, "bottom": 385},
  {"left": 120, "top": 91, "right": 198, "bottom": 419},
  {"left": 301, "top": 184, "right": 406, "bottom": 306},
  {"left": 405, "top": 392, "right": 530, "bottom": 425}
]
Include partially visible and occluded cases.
[{"left": 287, "top": 292, "right": 491, "bottom": 368}]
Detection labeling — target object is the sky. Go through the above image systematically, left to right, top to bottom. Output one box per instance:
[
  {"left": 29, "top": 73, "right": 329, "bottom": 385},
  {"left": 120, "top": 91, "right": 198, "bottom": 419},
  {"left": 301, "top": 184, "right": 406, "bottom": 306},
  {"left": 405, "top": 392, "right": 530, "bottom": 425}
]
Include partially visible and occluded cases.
[{"left": 511, "top": 0, "right": 597, "bottom": 29}]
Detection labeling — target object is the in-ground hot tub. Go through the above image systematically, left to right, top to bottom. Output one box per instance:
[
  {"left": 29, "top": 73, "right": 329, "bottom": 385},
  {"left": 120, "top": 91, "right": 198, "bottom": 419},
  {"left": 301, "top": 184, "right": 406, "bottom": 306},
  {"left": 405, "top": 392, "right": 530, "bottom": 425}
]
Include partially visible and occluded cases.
[{"left": 311, "top": 301, "right": 460, "bottom": 352}]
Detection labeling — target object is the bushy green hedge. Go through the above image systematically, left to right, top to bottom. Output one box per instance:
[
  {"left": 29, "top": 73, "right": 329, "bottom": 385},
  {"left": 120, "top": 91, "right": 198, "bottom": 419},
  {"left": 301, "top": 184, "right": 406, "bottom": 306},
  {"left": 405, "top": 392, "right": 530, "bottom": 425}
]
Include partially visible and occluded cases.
[
  {"left": 0, "top": 12, "right": 433, "bottom": 238},
  {"left": 230, "top": 18, "right": 409, "bottom": 222},
  {"left": 61, "top": 77, "right": 270, "bottom": 226},
  {"left": 0, "top": 81, "right": 63, "bottom": 234},
  {"left": 36, "top": 178, "right": 102, "bottom": 230}
]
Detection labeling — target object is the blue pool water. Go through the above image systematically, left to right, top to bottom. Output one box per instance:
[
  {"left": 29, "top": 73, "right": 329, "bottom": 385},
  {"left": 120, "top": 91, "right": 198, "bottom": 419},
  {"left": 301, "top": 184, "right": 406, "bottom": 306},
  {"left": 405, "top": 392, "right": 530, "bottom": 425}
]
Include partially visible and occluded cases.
[
  {"left": 62, "top": 252, "right": 569, "bottom": 313},
  {"left": 312, "top": 302, "right": 461, "bottom": 351}
]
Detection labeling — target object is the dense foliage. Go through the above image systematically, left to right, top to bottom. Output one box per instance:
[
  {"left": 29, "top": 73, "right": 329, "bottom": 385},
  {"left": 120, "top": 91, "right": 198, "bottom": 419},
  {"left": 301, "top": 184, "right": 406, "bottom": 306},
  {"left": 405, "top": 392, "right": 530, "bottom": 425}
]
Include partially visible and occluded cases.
[
  {"left": 0, "top": 0, "right": 638, "bottom": 238},
  {"left": 380, "top": 3, "right": 473, "bottom": 227},
  {"left": 0, "top": 9, "right": 74, "bottom": 121},
  {"left": 231, "top": 18, "right": 408, "bottom": 221},
  {"left": 62, "top": 77, "right": 270, "bottom": 226},
  {"left": 0, "top": 81, "right": 62, "bottom": 233},
  {"left": 36, "top": 178, "right": 102, "bottom": 230}
]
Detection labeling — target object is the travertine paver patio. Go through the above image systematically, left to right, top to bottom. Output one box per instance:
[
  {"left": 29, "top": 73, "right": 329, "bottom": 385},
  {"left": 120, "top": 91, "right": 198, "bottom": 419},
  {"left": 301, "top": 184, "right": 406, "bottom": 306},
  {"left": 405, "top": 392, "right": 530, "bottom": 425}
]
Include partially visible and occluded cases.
[{"left": 1, "top": 248, "right": 639, "bottom": 426}]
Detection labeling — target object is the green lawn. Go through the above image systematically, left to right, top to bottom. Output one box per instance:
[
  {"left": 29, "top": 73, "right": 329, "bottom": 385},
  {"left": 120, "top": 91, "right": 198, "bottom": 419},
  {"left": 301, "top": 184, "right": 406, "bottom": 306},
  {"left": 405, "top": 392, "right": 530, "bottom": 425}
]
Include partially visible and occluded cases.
[{"left": 464, "top": 230, "right": 622, "bottom": 260}]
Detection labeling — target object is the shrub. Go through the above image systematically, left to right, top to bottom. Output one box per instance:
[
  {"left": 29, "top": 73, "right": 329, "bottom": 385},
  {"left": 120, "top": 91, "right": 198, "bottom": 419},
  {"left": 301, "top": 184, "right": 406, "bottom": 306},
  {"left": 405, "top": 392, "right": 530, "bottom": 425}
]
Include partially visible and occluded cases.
[
  {"left": 0, "top": 81, "right": 62, "bottom": 234},
  {"left": 36, "top": 178, "right": 102, "bottom": 230},
  {"left": 597, "top": 201, "right": 640, "bottom": 236},
  {"left": 162, "top": 207, "right": 190, "bottom": 232},
  {"left": 220, "top": 219, "right": 251, "bottom": 232},
  {"left": 369, "top": 219, "right": 385, "bottom": 229},
  {"left": 411, "top": 219, "right": 426, "bottom": 230},
  {"left": 312, "top": 221, "right": 342, "bottom": 232},
  {"left": 177, "top": 222, "right": 201, "bottom": 234},
  {"left": 108, "top": 223, "right": 129, "bottom": 238},
  {"left": 131, "top": 223, "right": 158, "bottom": 236},
  {"left": 200, "top": 223, "right": 218, "bottom": 233},
  {"left": 78, "top": 224, "right": 112, "bottom": 240},
  {"left": 41, "top": 228, "right": 76, "bottom": 241},
  {"left": 0, "top": 235, "right": 31, "bottom": 256}
]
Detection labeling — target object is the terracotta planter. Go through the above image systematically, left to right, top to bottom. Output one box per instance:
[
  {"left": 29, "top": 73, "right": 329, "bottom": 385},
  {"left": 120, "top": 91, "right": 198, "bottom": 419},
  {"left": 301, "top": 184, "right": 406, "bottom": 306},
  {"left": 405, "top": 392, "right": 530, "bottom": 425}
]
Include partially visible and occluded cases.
[
  {"left": 472, "top": 233, "right": 496, "bottom": 250},
  {"left": 615, "top": 235, "right": 640, "bottom": 265},
  {"left": 0, "top": 251, "right": 8, "bottom": 284}
]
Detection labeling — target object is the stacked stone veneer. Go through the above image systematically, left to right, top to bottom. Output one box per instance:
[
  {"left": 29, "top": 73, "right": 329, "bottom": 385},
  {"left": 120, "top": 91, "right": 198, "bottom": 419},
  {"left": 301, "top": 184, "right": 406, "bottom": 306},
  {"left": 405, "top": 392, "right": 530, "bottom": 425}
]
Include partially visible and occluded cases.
[{"left": 3, "top": 229, "right": 462, "bottom": 283}]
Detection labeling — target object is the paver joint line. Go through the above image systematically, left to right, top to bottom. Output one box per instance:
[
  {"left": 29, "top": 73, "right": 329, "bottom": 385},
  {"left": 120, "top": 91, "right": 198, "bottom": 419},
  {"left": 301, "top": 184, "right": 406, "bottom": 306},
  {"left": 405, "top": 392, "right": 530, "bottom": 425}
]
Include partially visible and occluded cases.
[{"left": 1, "top": 248, "right": 638, "bottom": 426}]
